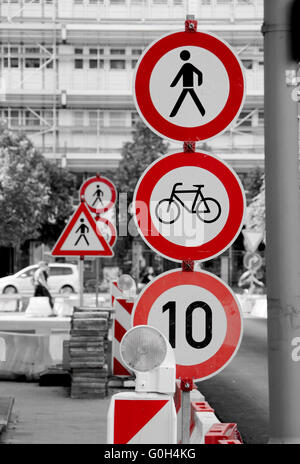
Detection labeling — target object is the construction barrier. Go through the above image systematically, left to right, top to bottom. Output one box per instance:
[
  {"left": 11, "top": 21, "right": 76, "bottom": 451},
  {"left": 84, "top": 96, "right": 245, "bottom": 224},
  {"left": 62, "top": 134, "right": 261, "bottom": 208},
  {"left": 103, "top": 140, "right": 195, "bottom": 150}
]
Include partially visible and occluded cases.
[
  {"left": 110, "top": 280, "right": 123, "bottom": 307},
  {"left": 111, "top": 297, "right": 135, "bottom": 377},
  {"left": 0, "top": 331, "right": 53, "bottom": 380},
  {"left": 107, "top": 391, "right": 177, "bottom": 444},
  {"left": 205, "top": 423, "right": 243, "bottom": 444}
]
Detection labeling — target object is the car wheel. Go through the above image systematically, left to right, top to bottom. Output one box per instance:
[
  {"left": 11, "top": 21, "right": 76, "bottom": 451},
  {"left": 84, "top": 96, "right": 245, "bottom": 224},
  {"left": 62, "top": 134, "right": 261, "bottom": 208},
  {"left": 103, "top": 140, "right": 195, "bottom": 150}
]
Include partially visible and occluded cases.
[
  {"left": 3, "top": 285, "right": 18, "bottom": 294},
  {"left": 60, "top": 285, "right": 74, "bottom": 295}
]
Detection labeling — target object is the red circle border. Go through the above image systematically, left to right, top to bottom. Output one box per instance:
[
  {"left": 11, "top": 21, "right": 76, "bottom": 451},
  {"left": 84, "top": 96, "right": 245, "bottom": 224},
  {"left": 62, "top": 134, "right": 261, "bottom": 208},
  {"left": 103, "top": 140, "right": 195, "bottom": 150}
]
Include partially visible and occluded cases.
[
  {"left": 134, "top": 31, "right": 245, "bottom": 142},
  {"left": 134, "top": 151, "right": 245, "bottom": 262},
  {"left": 132, "top": 270, "right": 243, "bottom": 381}
]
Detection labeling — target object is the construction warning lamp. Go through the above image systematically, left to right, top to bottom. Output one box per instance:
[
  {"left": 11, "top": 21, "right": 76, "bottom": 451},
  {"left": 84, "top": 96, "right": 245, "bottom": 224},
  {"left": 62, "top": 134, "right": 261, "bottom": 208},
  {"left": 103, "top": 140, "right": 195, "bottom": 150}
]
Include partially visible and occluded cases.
[
  {"left": 117, "top": 274, "right": 136, "bottom": 297},
  {"left": 120, "top": 325, "right": 176, "bottom": 395}
]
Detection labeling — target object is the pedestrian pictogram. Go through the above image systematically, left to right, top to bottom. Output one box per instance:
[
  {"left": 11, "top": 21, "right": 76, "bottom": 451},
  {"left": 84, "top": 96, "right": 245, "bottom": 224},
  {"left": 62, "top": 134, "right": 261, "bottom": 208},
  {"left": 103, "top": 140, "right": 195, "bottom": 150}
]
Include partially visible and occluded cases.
[
  {"left": 133, "top": 30, "right": 245, "bottom": 142},
  {"left": 169, "top": 50, "right": 205, "bottom": 117},
  {"left": 133, "top": 151, "right": 245, "bottom": 263},
  {"left": 80, "top": 175, "right": 117, "bottom": 214},
  {"left": 92, "top": 184, "right": 104, "bottom": 207},
  {"left": 51, "top": 202, "right": 113, "bottom": 257},
  {"left": 75, "top": 219, "right": 90, "bottom": 246},
  {"left": 131, "top": 269, "right": 243, "bottom": 381}
]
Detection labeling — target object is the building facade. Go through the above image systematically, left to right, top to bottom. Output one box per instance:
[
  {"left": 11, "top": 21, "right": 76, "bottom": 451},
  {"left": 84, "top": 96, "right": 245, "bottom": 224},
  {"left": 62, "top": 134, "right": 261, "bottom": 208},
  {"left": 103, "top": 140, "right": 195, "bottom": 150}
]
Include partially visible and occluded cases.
[
  {"left": 0, "top": 0, "right": 264, "bottom": 178},
  {"left": 0, "top": 0, "right": 264, "bottom": 282}
]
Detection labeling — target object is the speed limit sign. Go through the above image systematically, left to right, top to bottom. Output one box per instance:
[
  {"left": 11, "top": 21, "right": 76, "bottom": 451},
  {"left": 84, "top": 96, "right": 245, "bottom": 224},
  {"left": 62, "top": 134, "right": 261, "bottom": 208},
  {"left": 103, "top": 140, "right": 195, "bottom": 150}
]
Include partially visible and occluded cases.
[{"left": 132, "top": 269, "right": 243, "bottom": 381}]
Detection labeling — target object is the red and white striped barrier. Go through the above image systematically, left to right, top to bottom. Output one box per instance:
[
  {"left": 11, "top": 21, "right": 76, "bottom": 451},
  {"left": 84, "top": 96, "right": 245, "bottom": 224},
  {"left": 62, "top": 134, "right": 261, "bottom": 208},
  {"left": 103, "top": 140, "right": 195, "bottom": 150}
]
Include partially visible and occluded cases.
[
  {"left": 110, "top": 280, "right": 123, "bottom": 307},
  {"left": 112, "top": 297, "right": 135, "bottom": 377},
  {"left": 173, "top": 382, "right": 243, "bottom": 444},
  {"left": 107, "top": 391, "right": 177, "bottom": 444},
  {"left": 205, "top": 423, "right": 243, "bottom": 444}
]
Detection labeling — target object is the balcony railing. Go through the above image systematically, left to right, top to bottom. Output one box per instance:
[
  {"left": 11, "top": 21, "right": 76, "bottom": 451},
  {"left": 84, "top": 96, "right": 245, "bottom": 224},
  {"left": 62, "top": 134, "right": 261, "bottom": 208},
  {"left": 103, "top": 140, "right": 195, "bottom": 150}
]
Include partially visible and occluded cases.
[{"left": 0, "top": 0, "right": 263, "bottom": 22}]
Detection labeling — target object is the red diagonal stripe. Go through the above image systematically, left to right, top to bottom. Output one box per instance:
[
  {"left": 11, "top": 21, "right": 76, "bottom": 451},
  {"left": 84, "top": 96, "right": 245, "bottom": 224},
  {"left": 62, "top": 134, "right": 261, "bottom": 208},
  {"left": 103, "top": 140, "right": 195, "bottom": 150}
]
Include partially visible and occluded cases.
[
  {"left": 116, "top": 298, "right": 134, "bottom": 315},
  {"left": 114, "top": 319, "right": 126, "bottom": 343},
  {"left": 113, "top": 357, "right": 131, "bottom": 376},
  {"left": 114, "top": 399, "right": 169, "bottom": 443}
]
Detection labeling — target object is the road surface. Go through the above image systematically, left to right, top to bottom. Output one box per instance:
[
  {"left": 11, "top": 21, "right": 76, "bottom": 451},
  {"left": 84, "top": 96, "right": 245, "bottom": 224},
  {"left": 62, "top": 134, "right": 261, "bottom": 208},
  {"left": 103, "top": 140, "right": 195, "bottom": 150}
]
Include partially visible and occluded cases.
[{"left": 198, "top": 317, "right": 269, "bottom": 444}]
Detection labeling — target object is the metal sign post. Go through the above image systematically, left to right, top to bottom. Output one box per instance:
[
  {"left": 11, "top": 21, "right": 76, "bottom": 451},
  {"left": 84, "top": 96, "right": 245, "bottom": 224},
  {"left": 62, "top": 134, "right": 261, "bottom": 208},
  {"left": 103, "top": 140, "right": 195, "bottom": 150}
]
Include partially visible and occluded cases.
[
  {"left": 264, "top": 0, "right": 300, "bottom": 443},
  {"left": 79, "top": 256, "right": 84, "bottom": 307}
]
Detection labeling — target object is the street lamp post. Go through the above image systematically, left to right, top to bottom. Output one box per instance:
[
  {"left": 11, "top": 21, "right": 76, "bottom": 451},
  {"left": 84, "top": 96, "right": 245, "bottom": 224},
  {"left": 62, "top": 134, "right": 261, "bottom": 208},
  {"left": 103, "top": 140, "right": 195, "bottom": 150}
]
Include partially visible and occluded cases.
[{"left": 264, "top": 0, "right": 300, "bottom": 443}]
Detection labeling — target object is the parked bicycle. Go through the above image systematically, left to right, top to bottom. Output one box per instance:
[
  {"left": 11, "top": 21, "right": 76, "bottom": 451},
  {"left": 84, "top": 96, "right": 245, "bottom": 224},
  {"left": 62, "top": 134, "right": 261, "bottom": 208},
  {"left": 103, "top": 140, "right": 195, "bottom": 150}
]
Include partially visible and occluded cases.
[{"left": 155, "top": 183, "right": 221, "bottom": 225}]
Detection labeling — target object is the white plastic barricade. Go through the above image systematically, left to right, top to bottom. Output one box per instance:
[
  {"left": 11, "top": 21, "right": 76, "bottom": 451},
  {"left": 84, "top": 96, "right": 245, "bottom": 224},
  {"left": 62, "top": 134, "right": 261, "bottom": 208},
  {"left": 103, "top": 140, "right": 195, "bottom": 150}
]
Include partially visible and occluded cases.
[
  {"left": 25, "top": 297, "right": 53, "bottom": 317},
  {"left": 0, "top": 331, "right": 53, "bottom": 380},
  {"left": 107, "top": 391, "right": 177, "bottom": 444}
]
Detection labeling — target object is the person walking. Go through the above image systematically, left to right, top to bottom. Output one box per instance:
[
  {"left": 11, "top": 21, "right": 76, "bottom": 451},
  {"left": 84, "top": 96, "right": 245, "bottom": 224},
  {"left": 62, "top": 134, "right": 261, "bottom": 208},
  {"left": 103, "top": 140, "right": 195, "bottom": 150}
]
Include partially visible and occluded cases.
[{"left": 33, "top": 262, "right": 56, "bottom": 316}]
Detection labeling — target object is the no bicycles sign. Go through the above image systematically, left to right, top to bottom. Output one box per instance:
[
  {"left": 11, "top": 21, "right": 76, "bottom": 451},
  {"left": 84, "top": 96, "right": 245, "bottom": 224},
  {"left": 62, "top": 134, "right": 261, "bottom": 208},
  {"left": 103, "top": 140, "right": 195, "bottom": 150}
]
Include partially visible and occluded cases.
[
  {"left": 133, "top": 30, "right": 245, "bottom": 142},
  {"left": 133, "top": 151, "right": 246, "bottom": 262}
]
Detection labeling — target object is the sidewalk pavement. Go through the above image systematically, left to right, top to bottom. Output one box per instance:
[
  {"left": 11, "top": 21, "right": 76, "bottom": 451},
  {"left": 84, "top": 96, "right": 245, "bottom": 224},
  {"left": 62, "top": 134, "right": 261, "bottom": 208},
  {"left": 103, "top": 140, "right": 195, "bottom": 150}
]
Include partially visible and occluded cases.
[{"left": 0, "top": 381, "right": 111, "bottom": 444}]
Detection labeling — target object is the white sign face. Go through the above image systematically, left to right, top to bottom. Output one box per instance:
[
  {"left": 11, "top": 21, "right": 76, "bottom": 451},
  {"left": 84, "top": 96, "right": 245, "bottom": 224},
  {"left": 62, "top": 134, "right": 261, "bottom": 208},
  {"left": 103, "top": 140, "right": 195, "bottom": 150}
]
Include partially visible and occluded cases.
[
  {"left": 134, "top": 31, "right": 245, "bottom": 142},
  {"left": 150, "top": 46, "right": 230, "bottom": 129},
  {"left": 133, "top": 151, "right": 246, "bottom": 263},
  {"left": 150, "top": 165, "right": 229, "bottom": 248},
  {"left": 80, "top": 176, "right": 117, "bottom": 214},
  {"left": 83, "top": 181, "right": 113, "bottom": 211},
  {"left": 52, "top": 202, "right": 113, "bottom": 257},
  {"left": 60, "top": 212, "right": 106, "bottom": 252},
  {"left": 132, "top": 269, "right": 243, "bottom": 381},
  {"left": 148, "top": 284, "right": 227, "bottom": 366}
]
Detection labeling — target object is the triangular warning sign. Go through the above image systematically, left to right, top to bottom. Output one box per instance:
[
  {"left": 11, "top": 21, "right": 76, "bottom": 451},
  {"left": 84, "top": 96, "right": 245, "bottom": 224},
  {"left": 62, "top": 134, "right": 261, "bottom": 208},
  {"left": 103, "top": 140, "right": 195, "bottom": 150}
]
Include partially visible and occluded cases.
[
  {"left": 52, "top": 202, "right": 113, "bottom": 257},
  {"left": 242, "top": 229, "right": 263, "bottom": 253},
  {"left": 114, "top": 399, "right": 168, "bottom": 444}
]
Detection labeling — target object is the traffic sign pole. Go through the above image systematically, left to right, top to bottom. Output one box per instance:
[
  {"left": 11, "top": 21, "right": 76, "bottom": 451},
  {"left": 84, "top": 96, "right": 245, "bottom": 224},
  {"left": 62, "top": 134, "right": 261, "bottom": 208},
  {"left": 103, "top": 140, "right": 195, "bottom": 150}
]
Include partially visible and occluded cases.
[
  {"left": 264, "top": 0, "right": 300, "bottom": 443},
  {"left": 79, "top": 256, "right": 84, "bottom": 307}
]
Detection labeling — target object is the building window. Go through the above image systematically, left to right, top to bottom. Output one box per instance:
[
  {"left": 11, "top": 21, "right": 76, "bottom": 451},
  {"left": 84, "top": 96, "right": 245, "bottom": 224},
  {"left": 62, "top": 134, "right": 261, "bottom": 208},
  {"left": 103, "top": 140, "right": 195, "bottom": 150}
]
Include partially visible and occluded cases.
[
  {"left": 110, "top": 0, "right": 126, "bottom": 4},
  {"left": 75, "top": 48, "right": 83, "bottom": 54},
  {"left": 89, "top": 48, "right": 98, "bottom": 55},
  {"left": 110, "top": 48, "right": 125, "bottom": 55},
  {"left": 131, "top": 48, "right": 142, "bottom": 55},
  {"left": 10, "top": 58, "right": 19, "bottom": 68},
  {"left": 25, "top": 58, "right": 40, "bottom": 68},
  {"left": 74, "top": 59, "right": 84, "bottom": 69},
  {"left": 89, "top": 59, "right": 98, "bottom": 69},
  {"left": 110, "top": 59, "right": 125, "bottom": 69},
  {"left": 131, "top": 59, "right": 138, "bottom": 69},
  {"left": 242, "top": 59, "right": 253, "bottom": 70},
  {"left": 11, "top": 110, "right": 20, "bottom": 127},
  {"left": 25, "top": 110, "right": 41, "bottom": 127},
  {"left": 74, "top": 111, "right": 84, "bottom": 126},
  {"left": 89, "top": 111, "right": 104, "bottom": 127},
  {"left": 109, "top": 111, "right": 126, "bottom": 127},
  {"left": 238, "top": 111, "right": 253, "bottom": 129},
  {"left": 131, "top": 112, "right": 139, "bottom": 127}
]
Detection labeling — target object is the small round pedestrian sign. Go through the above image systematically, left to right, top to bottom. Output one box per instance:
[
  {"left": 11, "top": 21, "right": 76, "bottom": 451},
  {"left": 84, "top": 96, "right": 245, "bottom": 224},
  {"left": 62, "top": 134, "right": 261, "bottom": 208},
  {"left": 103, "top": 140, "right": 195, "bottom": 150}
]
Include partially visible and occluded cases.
[
  {"left": 133, "top": 31, "right": 245, "bottom": 142},
  {"left": 133, "top": 151, "right": 245, "bottom": 263},
  {"left": 80, "top": 175, "right": 117, "bottom": 214},
  {"left": 132, "top": 269, "right": 243, "bottom": 381}
]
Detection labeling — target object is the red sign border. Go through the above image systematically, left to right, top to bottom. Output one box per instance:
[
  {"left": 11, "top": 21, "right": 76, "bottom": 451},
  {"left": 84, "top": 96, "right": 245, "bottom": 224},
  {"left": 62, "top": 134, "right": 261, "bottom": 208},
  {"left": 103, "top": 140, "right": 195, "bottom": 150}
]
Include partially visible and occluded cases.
[
  {"left": 133, "top": 30, "right": 245, "bottom": 142},
  {"left": 133, "top": 151, "right": 246, "bottom": 263},
  {"left": 80, "top": 175, "right": 117, "bottom": 214},
  {"left": 52, "top": 202, "right": 114, "bottom": 257},
  {"left": 132, "top": 269, "right": 243, "bottom": 381}
]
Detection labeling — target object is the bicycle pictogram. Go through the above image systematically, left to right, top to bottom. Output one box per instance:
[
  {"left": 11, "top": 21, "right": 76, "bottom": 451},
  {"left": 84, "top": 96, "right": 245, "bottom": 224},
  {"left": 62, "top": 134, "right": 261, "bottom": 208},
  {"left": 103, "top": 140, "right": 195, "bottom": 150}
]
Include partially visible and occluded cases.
[{"left": 155, "top": 183, "right": 221, "bottom": 225}]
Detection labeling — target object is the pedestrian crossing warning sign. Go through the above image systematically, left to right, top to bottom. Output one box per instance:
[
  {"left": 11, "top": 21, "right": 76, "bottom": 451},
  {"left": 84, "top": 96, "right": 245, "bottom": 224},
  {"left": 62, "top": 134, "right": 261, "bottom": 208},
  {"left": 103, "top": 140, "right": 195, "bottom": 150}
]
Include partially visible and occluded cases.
[{"left": 51, "top": 202, "right": 113, "bottom": 257}]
